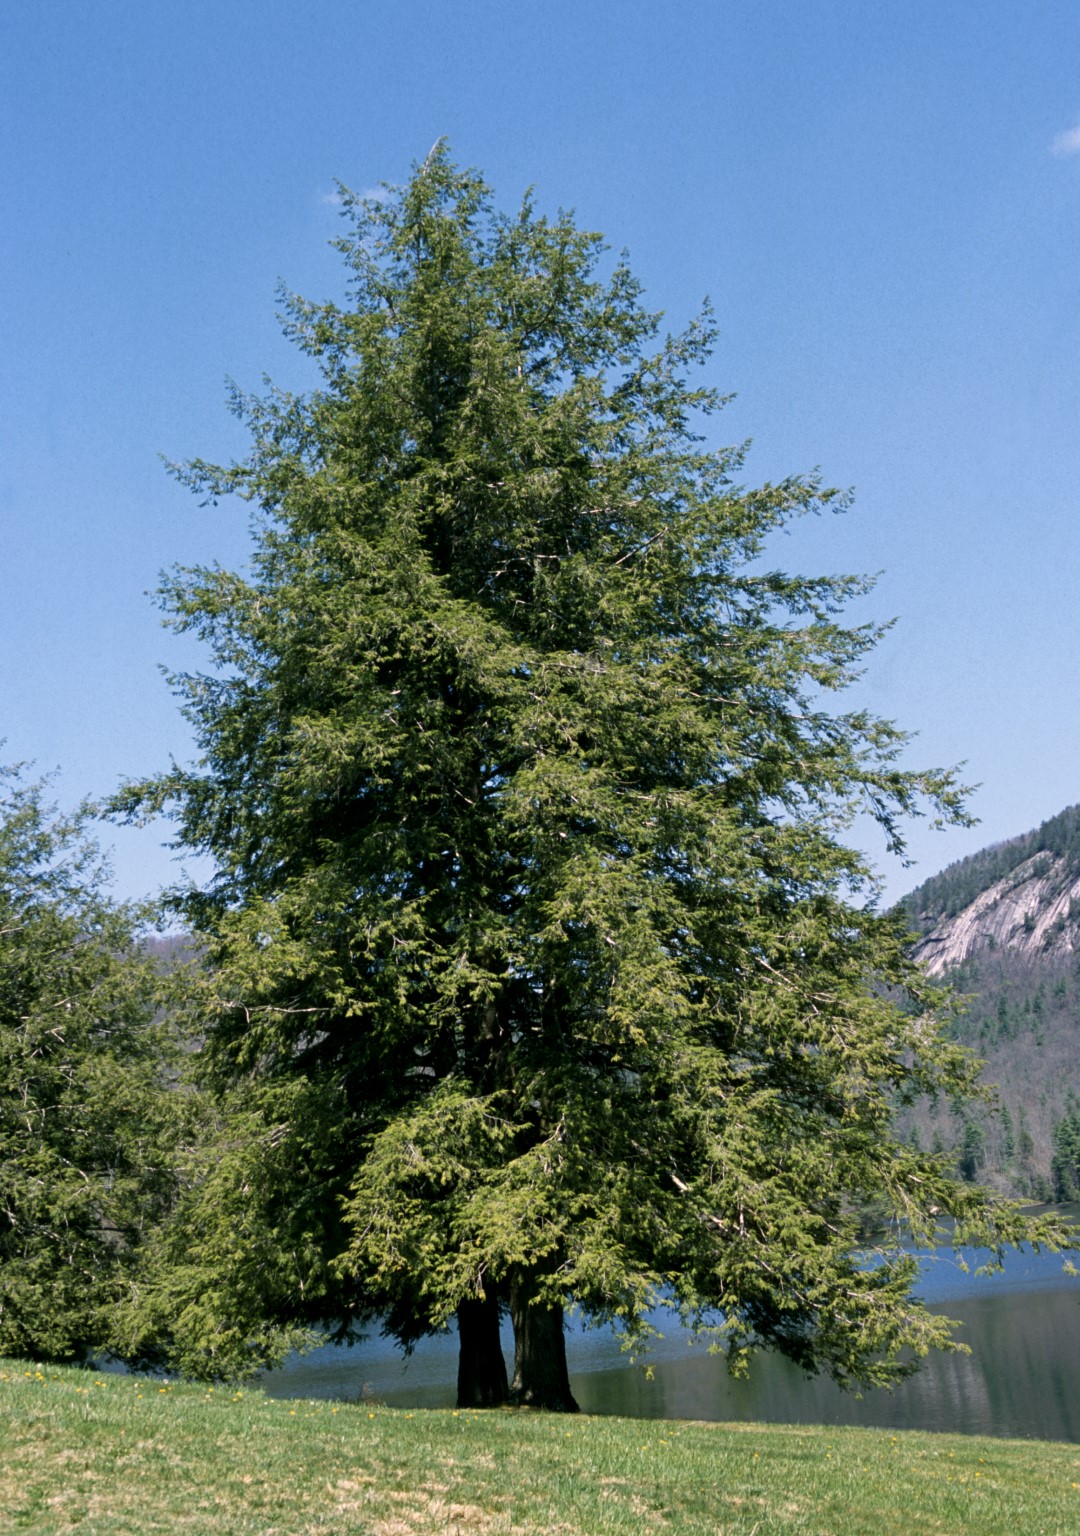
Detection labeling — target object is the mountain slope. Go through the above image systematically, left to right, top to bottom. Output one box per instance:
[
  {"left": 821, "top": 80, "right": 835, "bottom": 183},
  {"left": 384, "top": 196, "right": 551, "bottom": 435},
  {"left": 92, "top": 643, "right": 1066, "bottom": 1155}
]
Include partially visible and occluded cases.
[
  {"left": 902, "top": 803, "right": 1080, "bottom": 969},
  {"left": 898, "top": 805, "right": 1080, "bottom": 1199}
]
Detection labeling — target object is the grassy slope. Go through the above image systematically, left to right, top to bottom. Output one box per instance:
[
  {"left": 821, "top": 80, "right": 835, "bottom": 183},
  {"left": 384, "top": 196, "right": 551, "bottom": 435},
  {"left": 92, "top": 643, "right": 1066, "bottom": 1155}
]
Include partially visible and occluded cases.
[{"left": 4, "top": 1359, "right": 1080, "bottom": 1536}]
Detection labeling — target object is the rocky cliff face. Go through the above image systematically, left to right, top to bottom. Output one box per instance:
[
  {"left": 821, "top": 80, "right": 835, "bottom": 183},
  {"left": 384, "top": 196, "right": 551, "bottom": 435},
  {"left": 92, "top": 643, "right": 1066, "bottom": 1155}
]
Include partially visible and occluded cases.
[{"left": 911, "top": 851, "right": 1080, "bottom": 976}]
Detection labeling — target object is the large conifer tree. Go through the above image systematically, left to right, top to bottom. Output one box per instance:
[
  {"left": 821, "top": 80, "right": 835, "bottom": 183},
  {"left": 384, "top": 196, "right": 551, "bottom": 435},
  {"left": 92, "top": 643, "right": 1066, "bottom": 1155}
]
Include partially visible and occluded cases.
[{"left": 116, "top": 148, "right": 1064, "bottom": 1406}]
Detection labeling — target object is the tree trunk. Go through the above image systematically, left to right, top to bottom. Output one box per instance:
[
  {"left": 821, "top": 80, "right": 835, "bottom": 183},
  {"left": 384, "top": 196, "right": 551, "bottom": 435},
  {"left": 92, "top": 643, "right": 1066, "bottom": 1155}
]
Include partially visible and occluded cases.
[
  {"left": 508, "top": 1275, "right": 579, "bottom": 1412},
  {"left": 456, "top": 1292, "right": 509, "bottom": 1408}
]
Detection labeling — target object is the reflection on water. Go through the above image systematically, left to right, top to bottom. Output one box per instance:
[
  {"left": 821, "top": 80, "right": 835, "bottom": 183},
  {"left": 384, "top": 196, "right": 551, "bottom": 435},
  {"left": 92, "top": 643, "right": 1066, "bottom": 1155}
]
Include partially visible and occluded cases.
[
  {"left": 260, "top": 1235, "right": 1080, "bottom": 1442},
  {"left": 574, "top": 1288, "right": 1080, "bottom": 1441}
]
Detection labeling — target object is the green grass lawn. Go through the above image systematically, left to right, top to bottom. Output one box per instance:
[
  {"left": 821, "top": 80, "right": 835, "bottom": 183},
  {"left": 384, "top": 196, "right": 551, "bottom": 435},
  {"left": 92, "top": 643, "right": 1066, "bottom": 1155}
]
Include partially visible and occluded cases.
[{"left": 4, "top": 1358, "right": 1080, "bottom": 1535}]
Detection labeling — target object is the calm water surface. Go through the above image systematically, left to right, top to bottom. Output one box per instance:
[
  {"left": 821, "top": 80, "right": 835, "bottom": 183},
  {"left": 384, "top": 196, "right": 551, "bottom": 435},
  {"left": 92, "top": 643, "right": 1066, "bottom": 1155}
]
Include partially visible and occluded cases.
[{"left": 260, "top": 1229, "right": 1080, "bottom": 1441}]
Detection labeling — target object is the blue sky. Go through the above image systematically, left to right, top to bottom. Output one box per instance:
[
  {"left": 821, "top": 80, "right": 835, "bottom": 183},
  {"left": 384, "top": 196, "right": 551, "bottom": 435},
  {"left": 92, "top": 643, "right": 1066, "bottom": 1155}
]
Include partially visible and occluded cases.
[{"left": 3, "top": 0, "right": 1079, "bottom": 903}]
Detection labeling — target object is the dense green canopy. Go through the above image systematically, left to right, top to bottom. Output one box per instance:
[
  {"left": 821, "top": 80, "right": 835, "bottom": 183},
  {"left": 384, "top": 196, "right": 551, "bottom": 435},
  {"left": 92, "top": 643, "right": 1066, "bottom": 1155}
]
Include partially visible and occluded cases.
[
  {"left": 115, "top": 148, "right": 1067, "bottom": 1402},
  {"left": 0, "top": 769, "right": 180, "bottom": 1362}
]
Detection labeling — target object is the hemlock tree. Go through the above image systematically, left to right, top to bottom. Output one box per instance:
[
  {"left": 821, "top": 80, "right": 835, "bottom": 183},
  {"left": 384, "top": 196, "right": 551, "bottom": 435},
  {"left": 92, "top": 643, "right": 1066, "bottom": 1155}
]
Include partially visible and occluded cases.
[
  {"left": 114, "top": 148, "right": 1067, "bottom": 1407},
  {"left": 0, "top": 768, "right": 183, "bottom": 1363}
]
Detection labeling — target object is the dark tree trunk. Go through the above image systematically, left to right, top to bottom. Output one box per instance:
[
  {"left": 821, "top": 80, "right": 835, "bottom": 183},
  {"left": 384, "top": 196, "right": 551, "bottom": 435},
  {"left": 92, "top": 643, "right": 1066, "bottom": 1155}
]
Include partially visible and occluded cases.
[
  {"left": 508, "top": 1275, "right": 579, "bottom": 1412},
  {"left": 456, "top": 1292, "right": 509, "bottom": 1408}
]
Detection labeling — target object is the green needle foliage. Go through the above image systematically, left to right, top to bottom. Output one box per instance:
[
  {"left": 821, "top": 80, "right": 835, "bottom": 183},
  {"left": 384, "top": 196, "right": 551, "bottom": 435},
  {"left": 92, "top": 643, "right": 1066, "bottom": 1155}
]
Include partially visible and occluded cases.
[
  {"left": 113, "top": 146, "right": 1070, "bottom": 1401},
  {"left": 0, "top": 767, "right": 184, "bottom": 1363}
]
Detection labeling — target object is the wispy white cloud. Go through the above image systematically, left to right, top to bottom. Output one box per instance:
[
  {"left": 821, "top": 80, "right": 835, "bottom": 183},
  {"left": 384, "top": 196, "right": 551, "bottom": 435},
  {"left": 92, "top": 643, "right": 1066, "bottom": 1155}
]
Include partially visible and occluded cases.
[
  {"left": 1051, "top": 124, "right": 1080, "bottom": 157},
  {"left": 319, "top": 188, "right": 344, "bottom": 206}
]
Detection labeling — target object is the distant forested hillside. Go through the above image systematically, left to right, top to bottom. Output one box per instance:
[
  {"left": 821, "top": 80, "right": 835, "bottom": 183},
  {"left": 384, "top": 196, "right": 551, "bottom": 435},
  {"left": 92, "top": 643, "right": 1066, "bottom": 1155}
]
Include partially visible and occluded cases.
[
  {"left": 143, "top": 933, "right": 197, "bottom": 966},
  {"left": 897, "top": 948, "right": 1080, "bottom": 1200}
]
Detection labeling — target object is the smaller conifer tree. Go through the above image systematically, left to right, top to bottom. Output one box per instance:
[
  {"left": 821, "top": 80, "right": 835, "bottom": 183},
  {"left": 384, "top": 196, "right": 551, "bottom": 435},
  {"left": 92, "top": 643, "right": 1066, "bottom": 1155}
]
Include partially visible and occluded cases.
[{"left": 0, "top": 768, "right": 183, "bottom": 1363}]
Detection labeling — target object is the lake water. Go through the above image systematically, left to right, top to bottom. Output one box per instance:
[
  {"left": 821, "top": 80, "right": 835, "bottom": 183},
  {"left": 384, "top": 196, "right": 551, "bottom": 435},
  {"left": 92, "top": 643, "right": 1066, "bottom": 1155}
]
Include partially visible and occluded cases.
[{"left": 260, "top": 1230, "right": 1080, "bottom": 1442}]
